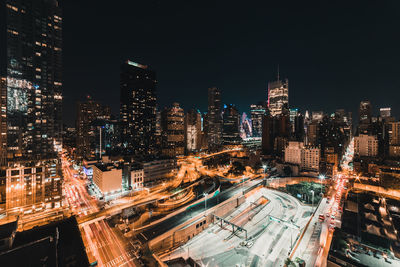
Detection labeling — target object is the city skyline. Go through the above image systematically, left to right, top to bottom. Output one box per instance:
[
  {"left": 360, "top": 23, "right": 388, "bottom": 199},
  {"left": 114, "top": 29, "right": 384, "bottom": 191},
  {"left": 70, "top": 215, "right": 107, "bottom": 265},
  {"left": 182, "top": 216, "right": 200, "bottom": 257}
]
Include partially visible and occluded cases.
[{"left": 61, "top": 1, "right": 400, "bottom": 125}]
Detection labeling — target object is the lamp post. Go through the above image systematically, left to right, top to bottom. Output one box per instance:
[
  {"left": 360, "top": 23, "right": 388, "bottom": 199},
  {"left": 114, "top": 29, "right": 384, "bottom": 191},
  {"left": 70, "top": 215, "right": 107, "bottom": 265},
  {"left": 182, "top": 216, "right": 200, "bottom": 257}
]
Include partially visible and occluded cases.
[
  {"left": 262, "top": 165, "right": 267, "bottom": 185},
  {"left": 319, "top": 174, "right": 325, "bottom": 197},
  {"left": 310, "top": 190, "right": 314, "bottom": 212},
  {"left": 203, "top": 193, "right": 208, "bottom": 215}
]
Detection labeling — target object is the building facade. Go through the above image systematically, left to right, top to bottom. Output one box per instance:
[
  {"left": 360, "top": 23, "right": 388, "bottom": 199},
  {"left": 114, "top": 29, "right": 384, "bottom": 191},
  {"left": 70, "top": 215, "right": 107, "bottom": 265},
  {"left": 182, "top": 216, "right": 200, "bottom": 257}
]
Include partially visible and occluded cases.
[
  {"left": 0, "top": 0, "right": 63, "bottom": 159},
  {"left": 120, "top": 60, "right": 157, "bottom": 156},
  {"left": 267, "top": 78, "right": 288, "bottom": 117},
  {"left": 207, "top": 87, "right": 222, "bottom": 148},
  {"left": 76, "top": 96, "right": 111, "bottom": 160},
  {"left": 161, "top": 103, "right": 185, "bottom": 157},
  {"left": 250, "top": 103, "right": 266, "bottom": 137},
  {"left": 222, "top": 104, "right": 240, "bottom": 145},
  {"left": 185, "top": 109, "right": 202, "bottom": 152},
  {"left": 354, "top": 134, "right": 378, "bottom": 157},
  {"left": 284, "top": 141, "right": 303, "bottom": 165},
  {"left": 301, "top": 146, "right": 320, "bottom": 172},
  {"left": 0, "top": 158, "right": 63, "bottom": 214},
  {"left": 142, "top": 158, "right": 177, "bottom": 187},
  {"left": 92, "top": 164, "right": 122, "bottom": 195}
]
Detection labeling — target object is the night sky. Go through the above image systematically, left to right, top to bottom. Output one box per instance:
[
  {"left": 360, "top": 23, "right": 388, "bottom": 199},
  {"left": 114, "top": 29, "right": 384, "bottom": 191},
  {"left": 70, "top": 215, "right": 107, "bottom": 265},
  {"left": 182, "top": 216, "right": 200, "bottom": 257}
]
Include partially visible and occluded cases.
[{"left": 62, "top": 1, "right": 400, "bottom": 126}]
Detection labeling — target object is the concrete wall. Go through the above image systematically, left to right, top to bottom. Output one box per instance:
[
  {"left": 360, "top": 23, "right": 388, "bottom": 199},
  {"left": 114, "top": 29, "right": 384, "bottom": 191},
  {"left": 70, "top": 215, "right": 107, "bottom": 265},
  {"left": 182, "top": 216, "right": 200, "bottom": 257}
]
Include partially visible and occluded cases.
[{"left": 149, "top": 195, "right": 245, "bottom": 252}]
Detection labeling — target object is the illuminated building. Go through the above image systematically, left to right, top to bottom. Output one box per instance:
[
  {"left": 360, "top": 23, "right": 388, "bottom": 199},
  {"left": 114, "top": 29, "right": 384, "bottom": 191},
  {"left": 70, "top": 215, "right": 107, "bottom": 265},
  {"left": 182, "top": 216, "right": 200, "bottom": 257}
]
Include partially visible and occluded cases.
[
  {"left": 0, "top": 0, "right": 63, "bottom": 159},
  {"left": 120, "top": 60, "right": 157, "bottom": 156},
  {"left": 267, "top": 77, "right": 288, "bottom": 117},
  {"left": 0, "top": 78, "right": 6, "bottom": 162},
  {"left": 207, "top": 87, "right": 222, "bottom": 148},
  {"left": 76, "top": 96, "right": 111, "bottom": 160},
  {"left": 359, "top": 100, "right": 372, "bottom": 125},
  {"left": 161, "top": 103, "right": 185, "bottom": 157},
  {"left": 250, "top": 103, "right": 266, "bottom": 137},
  {"left": 222, "top": 104, "right": 240, "bottom": 145},
  {"left": 380, "top": 107, "right": 391, "bottom": 118},
  {"left": 289, "top": 108, "right": 298, "bottom": 132},
  {"left": 185, "top": 109, "right": 202, "bottom": 152},
  {"left": 311, "top": 111, "right": 324, "bottom": 122},
  {"left": 240, "top": 112, "right": 252, "bottom": 139},
  {"left": 306, "top": 121, "right": 318, "bottom": 146},
  {"left": 388, "top": 121, "right": 400, "bottom": 158},
  {"left": 389, "top": 121, "right": 400, "bottom": 145},
  {"left": 354, "top": 134, "right": 378, "bottom": 157},
  {"left": 284, "top": 141, "right": 320, "bottom": 172},
  {"left": 284, "top": 141, "right": 303, "bottom": 165},
  {"left": 301, "top": 146, "right": 320, "bottom": 172},
  {"left": 0, "top": 158, "right": 63, "bottom": 214},
  {"left": 142, "top": 158, "right": 177, "bottom": 187},
  {"left": 92, "top": 163, "right": 122, "bottom": 196}
]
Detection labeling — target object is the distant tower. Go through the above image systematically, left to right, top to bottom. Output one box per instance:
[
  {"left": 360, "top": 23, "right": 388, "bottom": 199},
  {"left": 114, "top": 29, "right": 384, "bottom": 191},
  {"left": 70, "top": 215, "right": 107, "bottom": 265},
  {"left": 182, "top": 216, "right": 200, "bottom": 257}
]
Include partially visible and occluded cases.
[
  {"left": 120, "top": 60, "right": 157, "bottom": 156},
  {"left": 267, "top": 68, "right": 289, "bottom": 117},
  {"left": 207, "top": 87, "right": 222, "bottom": 147},
  {"left": 359, "top": 101, "right": 372, "bottom": 125},
  {"left": 250, "top": 103, "right": 266, "bottom": 137}
]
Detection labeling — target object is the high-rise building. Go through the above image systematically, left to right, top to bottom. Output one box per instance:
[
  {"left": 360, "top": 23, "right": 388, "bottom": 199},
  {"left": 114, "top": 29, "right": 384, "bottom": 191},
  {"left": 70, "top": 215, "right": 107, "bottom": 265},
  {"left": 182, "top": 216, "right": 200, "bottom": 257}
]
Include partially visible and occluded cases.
[
  {"left": 0, "top": 0, "right": 63, "bottom": 159},
  {"left": 120, "top": 60, "right": 157, "bottom": 156},
  {"left": 267, "top": 77, "right": 288, "bottom": 117},
  {"left": 207, "top": 87, "right": 222, "bottom": 147},
  {"left": 76, "top": 96, "right": 111, "bottom": 160},
  {"left": 359, "top": 101, "right": 372, "bottom": 125},
  {"left": 161, "top": 103, "right": 185, "bottom": 157},
  {"left": 250, "top": 103, "right": 266, "bottom": 137},
  {"left": 222, "top": 104, "right": 240, "bottom": 145},
  {"left": 380, "top": 107, "right": 391, "bottom": 119},
  {"left": 289, "top": 108, "right": 299, "bottom": 132},
  {"left": 185, "top": 109, "right": 202, "bottom": 152},
  {"left": 311, "top": 111, "right": 324, "bottom": 123},
  {"left": 354, "top": 134, "right": 378, "bottom": 157}
]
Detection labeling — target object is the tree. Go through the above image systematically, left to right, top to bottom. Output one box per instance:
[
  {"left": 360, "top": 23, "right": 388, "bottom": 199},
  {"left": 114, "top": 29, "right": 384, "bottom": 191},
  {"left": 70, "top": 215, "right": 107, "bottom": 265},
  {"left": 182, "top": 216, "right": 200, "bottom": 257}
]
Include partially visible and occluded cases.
[
  {"left": 230, "top": 161, "right": 245, "bottom": 175},
  {"left": 283, "top": 166, "right": 292, "bottom": 177},
  {"left": 284, "top": 258, "right": 294, "bottom": 267}
]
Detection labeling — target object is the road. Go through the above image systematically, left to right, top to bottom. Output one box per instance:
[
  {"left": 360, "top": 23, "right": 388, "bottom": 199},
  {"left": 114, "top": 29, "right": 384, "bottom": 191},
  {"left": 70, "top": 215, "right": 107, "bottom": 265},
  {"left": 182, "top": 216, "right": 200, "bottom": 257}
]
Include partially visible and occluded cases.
[
  {"left": 137, "top": 179, "right": 263, "bottom": 243},
  {"left": 162, "top": 187, "right": 313, "bottom": 267}
]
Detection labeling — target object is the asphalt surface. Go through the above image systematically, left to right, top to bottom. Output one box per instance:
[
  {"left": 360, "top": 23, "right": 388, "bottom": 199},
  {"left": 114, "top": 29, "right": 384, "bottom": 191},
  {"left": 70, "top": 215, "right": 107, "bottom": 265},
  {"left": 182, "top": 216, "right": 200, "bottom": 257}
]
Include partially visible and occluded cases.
[{"left": 138, "top": 179, "right": 263, "bottom": 242}]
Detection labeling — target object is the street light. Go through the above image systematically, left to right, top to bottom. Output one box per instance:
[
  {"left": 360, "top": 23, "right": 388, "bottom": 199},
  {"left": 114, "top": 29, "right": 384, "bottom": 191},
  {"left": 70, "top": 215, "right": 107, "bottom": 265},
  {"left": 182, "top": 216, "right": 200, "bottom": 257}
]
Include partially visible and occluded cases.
[
  {"left": 262, "top": 165, "right": 267, "bottom": 184},
  {"left": 319, "top": 174, "right": 325, "bottom": 197},
  {"left": 310, "top": 190, "right": 314, "bottom": 212},
  {"left": 203, "top": 193, "right": 208, "bottom": 215}
]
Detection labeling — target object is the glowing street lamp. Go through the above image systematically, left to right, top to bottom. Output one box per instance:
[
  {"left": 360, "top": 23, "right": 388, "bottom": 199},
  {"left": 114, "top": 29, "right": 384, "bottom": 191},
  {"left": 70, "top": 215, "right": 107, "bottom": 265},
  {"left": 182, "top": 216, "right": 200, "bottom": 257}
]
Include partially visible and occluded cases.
[
  {"left": 319, "top": 174, "right": 325, "bottom": 196},
  {"left": 203, "top": 192, "right": 208, "bottom": 215}
]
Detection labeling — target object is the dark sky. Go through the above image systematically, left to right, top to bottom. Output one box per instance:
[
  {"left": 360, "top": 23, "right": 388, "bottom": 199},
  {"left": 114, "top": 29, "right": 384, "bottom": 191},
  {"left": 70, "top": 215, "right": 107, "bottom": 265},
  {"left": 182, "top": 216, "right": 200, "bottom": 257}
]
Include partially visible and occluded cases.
[{"left": 62, "top": 0, "right": 400, "bottom": 126}]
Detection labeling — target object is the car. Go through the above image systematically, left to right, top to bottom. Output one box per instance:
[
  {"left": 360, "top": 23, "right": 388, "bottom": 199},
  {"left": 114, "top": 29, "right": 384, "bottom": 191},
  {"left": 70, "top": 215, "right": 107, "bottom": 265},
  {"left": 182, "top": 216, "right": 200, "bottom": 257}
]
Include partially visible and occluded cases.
[{"left": 319, "top": 214, "right": 325, "bottom": 221}]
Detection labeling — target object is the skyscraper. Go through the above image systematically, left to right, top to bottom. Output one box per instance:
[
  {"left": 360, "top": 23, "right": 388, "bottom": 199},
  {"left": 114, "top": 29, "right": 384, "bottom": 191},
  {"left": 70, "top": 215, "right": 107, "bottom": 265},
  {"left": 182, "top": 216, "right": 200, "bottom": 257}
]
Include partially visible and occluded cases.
[
  {"left": 0, "top": 0, "right": 63, "bottom": 159},
  {"left": 120, "top": 60, "right": 157, "bottom": 156},
  {"left": 267, "top": 77, "right": 289, "bottom": 117},
  {"left": 207, "top": 87, "right": 222, "bottom": 148},
  {"left": 76, "top": 96, "right": 111, "bottom": 160},
  {"left": 359, "top": 101, "right": 372, "bottom": 125},
  {"left": 161, "top": 103, "right": 185, "bottom": 157},
  {"left": 250, "top": 103, "right": 266, "bottom": 137},
  {"left": 222, "top": 104, "right": 240, "bottom": 145},
  {"left": 380, "top": 107, "right": 391, "bottom": 119},
  {"left": 185, "top": 109, "right": 202, "bottom": 152}
]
